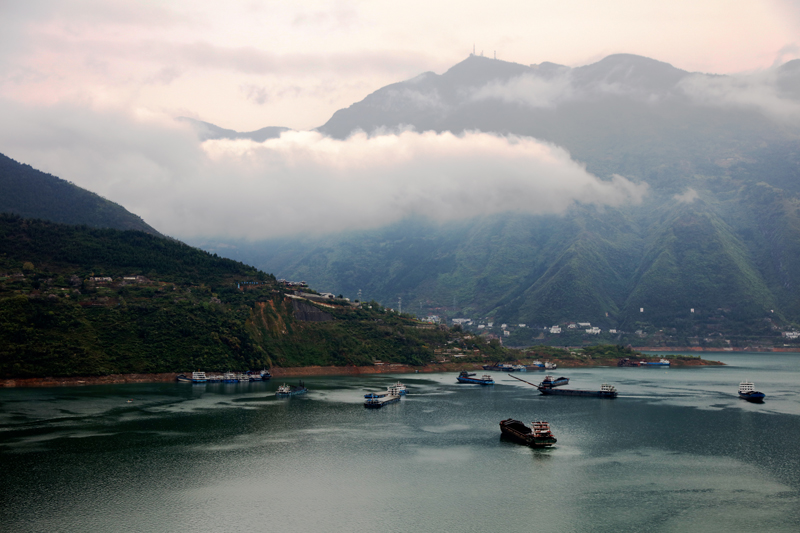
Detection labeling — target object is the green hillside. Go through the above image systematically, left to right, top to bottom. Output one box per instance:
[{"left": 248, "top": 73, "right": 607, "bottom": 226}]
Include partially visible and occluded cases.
[
  {"left": 0, "top": 152, "right": 160, "bottom": 234},
  {"left": 0, "top": 215, "right": 511, "bottom": 378}
]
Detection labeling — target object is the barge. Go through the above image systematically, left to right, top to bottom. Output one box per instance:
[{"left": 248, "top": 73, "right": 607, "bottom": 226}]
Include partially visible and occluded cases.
[
  {"left": 457, "top": 371, "right": 495, "bottom": 385},
  {"left": 276, "top": 381, "right": 308, "bottom": 397},
  {"left": 364, "top": 386, "right": 402, "bottom": 408},
  {"left": 499, "top": 419, "right": 557, "bottom": 447}
]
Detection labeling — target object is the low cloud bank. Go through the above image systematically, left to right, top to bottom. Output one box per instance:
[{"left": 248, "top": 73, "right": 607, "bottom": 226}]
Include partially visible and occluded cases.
[
  {"left": 468, "top": 64, "right": 800, "bottom": 120},
  {"left": 0, "top": 101, "right": 647, "bottom": 240}
]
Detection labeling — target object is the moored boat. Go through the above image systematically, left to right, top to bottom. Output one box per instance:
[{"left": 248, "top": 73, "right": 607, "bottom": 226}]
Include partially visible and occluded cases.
[
  {"left": 640, "top": 358, "right": 670, "bottom": 366},
  {"left": 544, "top": 362, "right": 557, "bottom": 370},
  {"left": 191, "top": 371, "right": 207, "bottom": 383},
  {"left": 223, "top": 371, "right": 238, "bottom": 383},
  {"left": 457, "top": 371, "right": 494, "bottom": 385},
  {"left": 176, "top": 374, "right": 192, "bottom": 383},
  {"left": 539, "top": 375, "right": 569, "bottom": 388},
  {"left": 276, "top": 381, "right": 308, "bottom": 397},
  {"left": 738, "top": 381, "right": 765, "bottom": 402},
  {"left": 499, "top": 419, "right": 557, "bottom": 447}
]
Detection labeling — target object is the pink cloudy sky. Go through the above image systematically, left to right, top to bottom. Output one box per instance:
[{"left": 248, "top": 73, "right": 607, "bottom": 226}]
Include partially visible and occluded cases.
[
  {"left": 0, "top": 0, "right": 798, "bottom": 239},
  {"left": 2, "top": 0, "right": 799, "bottom": 131}
]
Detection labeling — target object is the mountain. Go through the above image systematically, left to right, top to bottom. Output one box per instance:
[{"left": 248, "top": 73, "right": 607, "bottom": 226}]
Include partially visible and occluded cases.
[
  {"left": 197, "top": 54, "right": 800, "bottom": 347},
  {"left": 177, "top": 117, "right": 290, "bottom": 142},
  {"left": 0, "top": 152, "right": 161, "bottom": 235}
]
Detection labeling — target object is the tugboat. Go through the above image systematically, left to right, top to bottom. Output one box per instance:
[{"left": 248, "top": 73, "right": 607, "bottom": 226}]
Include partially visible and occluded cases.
[
  {"left": 457, "top": 371, "right": 495, "bottom": 385},
  {"left": 539, "top": 375, "right": 569, "bottom": 388},
  {"left": 276, "top": 381, "right": 308, "bottom": 397},
  {"left": 390, "top": 381, "right": 408, "bottom": 395},
  {"left": 738, "top": 381, "right": 765, "bottom": 402},
  {"left": 499, "top": 419, "right": 557, "bottom": 447}
]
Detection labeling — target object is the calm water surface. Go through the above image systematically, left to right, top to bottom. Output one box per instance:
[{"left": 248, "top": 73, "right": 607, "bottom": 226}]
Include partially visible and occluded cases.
[{"left": 2, "top": 352, "right": 800, "bottom": 532}]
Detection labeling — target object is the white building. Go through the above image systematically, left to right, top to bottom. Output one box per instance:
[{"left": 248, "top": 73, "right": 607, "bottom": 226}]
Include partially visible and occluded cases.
[
  {"left": 550, "top": 326, "right": 562, "bottom": 334},
  {"left": 586, "top": 327, "right": 601, "bottom": 334}
]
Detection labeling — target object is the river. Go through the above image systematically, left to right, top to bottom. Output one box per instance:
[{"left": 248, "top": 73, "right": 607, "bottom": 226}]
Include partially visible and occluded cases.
[{"left": 1, "top": 352, "right": 799, "bottom": 532}]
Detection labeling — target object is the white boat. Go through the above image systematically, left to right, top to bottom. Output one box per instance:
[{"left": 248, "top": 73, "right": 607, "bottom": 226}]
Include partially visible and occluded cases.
[
  {"left": 544, "top": 362, "right": 557, "bottom": 370},
  {"left": 191, "top": 371, "right": 207, "bottom": 383},
  {"left": 390, "top": 381, "right": 408, "bottom": 395}
]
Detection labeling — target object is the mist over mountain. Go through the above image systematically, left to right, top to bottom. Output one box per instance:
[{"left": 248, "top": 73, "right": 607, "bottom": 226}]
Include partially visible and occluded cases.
[
  {"left": 192, "top": 53, "right": 800, "bottom": 343},
  {"left": 177, "top": 117, "right": 291, "bottom": 142},
  {"left": 0, "top": 152, "right": 161, "bottom": 235}
]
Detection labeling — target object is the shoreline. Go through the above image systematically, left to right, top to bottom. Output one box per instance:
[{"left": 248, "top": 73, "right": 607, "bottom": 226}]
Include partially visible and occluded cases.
[
  {"left": 638, "top": 346, "right": 800, "bottom": 352},
  {"left": 0, "top": 355, "right": 724, "bottom": 388}
]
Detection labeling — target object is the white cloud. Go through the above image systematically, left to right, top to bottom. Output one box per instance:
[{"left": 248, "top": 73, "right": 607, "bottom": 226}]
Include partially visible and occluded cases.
[
  {"left": 678, "top": 71, "right": 800, "bottom": 119},
  {"left": 471, "top": 73, "right": 574, "bottom": 108},
  {"left": 0, "top": 100, "right": 647, "bottom": 240},
  {"left": 674, "top": 188, "right": 699, "bottom": 203}
]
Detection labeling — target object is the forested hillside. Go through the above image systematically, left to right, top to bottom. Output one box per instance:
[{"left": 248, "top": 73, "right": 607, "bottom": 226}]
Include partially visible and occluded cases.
[{"left": 0, "top": 215, "right": 510, "bottom": 378}]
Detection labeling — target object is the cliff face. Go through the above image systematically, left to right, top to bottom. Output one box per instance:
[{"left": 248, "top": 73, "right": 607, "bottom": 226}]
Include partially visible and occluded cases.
[{"left": 292, "top": 300, "right": 333, "bottom": 322}]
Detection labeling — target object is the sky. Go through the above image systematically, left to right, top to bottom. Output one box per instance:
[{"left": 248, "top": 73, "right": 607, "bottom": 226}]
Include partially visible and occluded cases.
[{"left": 1, "top": 0, "right": 799, "bottom": 239}]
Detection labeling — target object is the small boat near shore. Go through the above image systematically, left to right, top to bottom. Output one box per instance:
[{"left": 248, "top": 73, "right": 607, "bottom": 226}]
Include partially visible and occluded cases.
[
  {"left": 640, "top": 359, "right": 670, "bottom": 366},
  {"left": 191, "top": 371, "right": 207, "bottom": 383},
  {"left": 457, "top": 371, "right": 494, "bottom": 385},
  {"left": 176, "top": 374, "right": 192, "bottom": 383},
  {"left": 539, "top": 375, "right": 569, "bottom": 388},
  {"left": 276, "top": 381, "right": 308, "bottom": 397},
  {"left": 739, "top": 381, "right": 765, "bottom": 402},
  {"left": 499, "top": 419, "right": 557, "bottom": 447}
]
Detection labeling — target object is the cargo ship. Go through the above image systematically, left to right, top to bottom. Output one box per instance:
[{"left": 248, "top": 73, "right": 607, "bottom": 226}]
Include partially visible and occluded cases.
[
  {"left": 457, "top": 371, "right": 495, "bottom": 385},
  {"left": 508, "top": 374, "right": 617, "bottom": 398},
  {"left": 539, "top": 375, "right": 569, "bottom": 388},
  {"left": 276, "top": 381, "right": 308, "bottom": 397},
  {"left": 738, "top": 381, "right": 765, "bottom": 402},
  {"left": 537, "top": 383, "right": 618, "bottom": 398},
  {"left": 499, "top": 419, "right": 557, "bottom": 447}
]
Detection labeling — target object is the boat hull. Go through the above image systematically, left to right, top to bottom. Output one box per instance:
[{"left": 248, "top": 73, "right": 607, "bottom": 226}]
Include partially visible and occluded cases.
[
  {"left": 457, "top": 376, "right": 494, "bottom": 385},
  {"left": 538, "top": 387, "right": 617, "bottom": 398},
  {"left": 276, "top": 388, "right": 308, "bottom": 397},
  {"left": 739, "top": 391, "right": 765, "bottom": 402},
  {"left": 364, "top": 395, "right": 400, "bottom": 408}
]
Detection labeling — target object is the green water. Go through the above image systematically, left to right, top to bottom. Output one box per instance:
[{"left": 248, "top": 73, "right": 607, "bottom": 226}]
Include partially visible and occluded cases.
[{"left": 1, "top": 353, "right": 799, "bottom": 532}]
